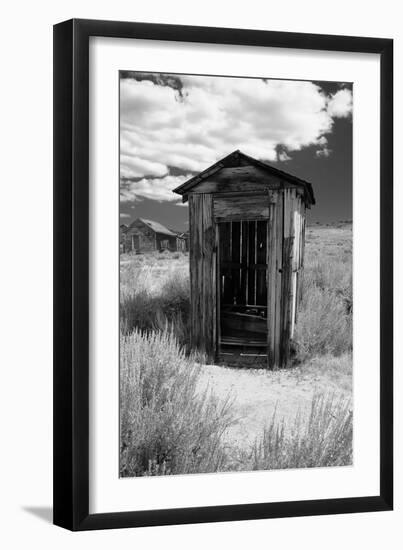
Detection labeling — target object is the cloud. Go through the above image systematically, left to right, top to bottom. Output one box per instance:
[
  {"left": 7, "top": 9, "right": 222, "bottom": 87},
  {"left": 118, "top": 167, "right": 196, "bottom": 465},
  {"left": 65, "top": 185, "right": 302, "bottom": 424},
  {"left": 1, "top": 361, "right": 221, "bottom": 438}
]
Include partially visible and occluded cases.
[
  {"left": 120, "top": 75, "right": 353, "bottom": 201},
  {"left": 327, "top": 88, "right": 353, "bottom": 118},
  {"left": 315, "top": 135, "right": 331, "bottom": 157},
  {"left": 316, "top": 148, "right": 331, "bottom": 158},
  {"left": 277, "top": 150, "right": 291, "bottom": 162},
  {"left": 120, "top": 154, "right": 168, "bottom": 178},
  {"left": 120, "top": 173, "right": 193, "bottom": 203},
  {"left": 120, "top": 212, "right": 130, "bottom": 219}
]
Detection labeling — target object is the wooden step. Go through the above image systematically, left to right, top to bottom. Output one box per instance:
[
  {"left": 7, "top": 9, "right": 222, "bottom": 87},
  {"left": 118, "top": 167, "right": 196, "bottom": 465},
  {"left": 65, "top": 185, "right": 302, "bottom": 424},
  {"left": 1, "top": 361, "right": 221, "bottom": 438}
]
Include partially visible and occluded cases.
[{"left": 220, "top": 336, "right": 267, "bottom": 347}]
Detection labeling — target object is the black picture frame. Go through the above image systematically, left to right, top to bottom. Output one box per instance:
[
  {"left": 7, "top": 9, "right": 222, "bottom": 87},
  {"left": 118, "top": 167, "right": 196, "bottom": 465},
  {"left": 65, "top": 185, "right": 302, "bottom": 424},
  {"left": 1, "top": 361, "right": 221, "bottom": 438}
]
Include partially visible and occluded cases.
[{"left": 53, "top": 18, "right": 393, "bottom": 531}]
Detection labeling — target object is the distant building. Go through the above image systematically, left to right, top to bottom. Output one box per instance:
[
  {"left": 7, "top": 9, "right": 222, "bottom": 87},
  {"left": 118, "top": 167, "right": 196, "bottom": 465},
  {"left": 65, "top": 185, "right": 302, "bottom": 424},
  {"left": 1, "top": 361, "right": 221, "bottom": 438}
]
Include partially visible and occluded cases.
[
  {"left": 121, "top": 218, "right": 186, "bottom": 253},
  {"left": 119, "top": 224, "right": 128, "bottom": 253},
  {"left": 177, "top": 231, "right": 189, "bottom": 251}
]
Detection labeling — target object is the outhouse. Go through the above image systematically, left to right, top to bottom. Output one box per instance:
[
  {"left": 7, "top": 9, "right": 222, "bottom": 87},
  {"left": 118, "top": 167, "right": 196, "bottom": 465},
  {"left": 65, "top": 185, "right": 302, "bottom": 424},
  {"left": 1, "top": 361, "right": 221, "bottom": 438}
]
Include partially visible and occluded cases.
[{"left": 173, "top": 150, "right": 315, "bottom": 368}]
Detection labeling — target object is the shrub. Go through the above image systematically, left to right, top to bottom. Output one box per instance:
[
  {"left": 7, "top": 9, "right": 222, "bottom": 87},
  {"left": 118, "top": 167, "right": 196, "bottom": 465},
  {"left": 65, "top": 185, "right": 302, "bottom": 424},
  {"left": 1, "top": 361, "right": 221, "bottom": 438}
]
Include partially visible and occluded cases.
[
  {"left": 295, "top": 237, "right": 352, "bottom": 361},
  {"left": 120, "top": 264, "right": 191, "bottom": 347},
  {"left": 295, "top": 281, "right": 352, "bottom": 359},
  {"left": 120, "top": 329, "right": 235, "bottom": 477},
  {"left": 251, "top": 393, "right": 352, "bottom": 470}
]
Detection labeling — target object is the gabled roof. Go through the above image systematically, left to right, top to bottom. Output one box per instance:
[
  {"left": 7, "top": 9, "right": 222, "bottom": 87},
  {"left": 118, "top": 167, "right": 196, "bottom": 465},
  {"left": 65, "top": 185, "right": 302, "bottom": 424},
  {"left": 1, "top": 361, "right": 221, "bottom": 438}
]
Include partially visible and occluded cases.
[
  {"left": 172, "top": 150, "right": 315, "bottom": 205},
  {"left": 130, "top": 218, "right": 177, "bottom": 237}
]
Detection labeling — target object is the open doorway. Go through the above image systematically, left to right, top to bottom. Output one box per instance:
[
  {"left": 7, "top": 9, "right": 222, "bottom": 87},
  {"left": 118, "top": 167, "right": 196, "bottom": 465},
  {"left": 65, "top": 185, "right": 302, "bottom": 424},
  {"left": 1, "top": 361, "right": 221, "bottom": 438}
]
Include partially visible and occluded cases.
[{"left": 218, "top": 220, "right": 269, "bottom": 357}]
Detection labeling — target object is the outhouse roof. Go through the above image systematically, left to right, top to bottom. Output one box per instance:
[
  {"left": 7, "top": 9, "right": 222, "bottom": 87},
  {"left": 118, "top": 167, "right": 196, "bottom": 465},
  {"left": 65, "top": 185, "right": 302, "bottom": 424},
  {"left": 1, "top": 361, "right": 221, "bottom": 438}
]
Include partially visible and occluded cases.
[{"left": 173, "top": 150, "right": 315, "bottom": 206}]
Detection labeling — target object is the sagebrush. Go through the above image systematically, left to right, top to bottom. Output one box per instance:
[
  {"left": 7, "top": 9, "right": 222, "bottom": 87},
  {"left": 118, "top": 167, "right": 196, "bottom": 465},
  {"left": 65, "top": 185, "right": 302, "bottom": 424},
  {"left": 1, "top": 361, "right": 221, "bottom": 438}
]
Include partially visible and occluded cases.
[{"left": 120, "top": 329, "right": 234, "bottom": 476}]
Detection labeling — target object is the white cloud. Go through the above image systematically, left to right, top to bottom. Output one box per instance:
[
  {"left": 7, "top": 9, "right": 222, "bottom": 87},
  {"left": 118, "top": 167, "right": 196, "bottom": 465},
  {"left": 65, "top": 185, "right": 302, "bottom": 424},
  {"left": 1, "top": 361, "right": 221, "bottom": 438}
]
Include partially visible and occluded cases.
[
  {"left": 120, "top": 75, "right": 353, "bottom": 201},
  {"left": 327, "top": 88, "right": 353, "bottom": 118},
  {"left": 316, "top": 148, "right": 331, "bottom": 158},
  {"left": 278, "top": 151, "right": 291, "bottom": 162},
  {"left": 120, "top": 154, "right": 168, "bottom": 178},
  {"left": 120, "top": 173, "right": 193, "bottom": 203},
  {"left": 120, "top": 212, "right": 130, "bottom": 219}
]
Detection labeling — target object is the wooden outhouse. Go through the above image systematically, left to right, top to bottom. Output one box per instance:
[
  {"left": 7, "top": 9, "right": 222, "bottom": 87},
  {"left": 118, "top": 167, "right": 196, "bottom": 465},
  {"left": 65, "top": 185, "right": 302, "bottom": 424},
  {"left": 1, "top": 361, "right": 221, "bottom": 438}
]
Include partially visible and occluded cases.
[{"left": 173, "top": 150, "right": 315, "bottom": 368}]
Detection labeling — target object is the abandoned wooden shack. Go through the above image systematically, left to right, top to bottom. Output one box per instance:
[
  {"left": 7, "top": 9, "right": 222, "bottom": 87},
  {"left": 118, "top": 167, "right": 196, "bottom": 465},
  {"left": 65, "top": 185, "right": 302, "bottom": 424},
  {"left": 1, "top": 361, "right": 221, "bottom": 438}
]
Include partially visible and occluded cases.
[
  {"left": 173, "top": 150, "right": 315, "bottom": 368},
  {"left": 122, "top": 218, "right": 186, "bottom": 253},
  {"left": 119, "top": 224, "right": 128, "bottom": 253}
]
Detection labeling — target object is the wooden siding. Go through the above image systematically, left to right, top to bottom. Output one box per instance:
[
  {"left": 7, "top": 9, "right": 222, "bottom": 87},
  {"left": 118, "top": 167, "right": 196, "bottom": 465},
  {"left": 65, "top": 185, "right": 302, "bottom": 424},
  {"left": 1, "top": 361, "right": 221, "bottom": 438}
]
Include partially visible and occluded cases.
[
  {"left": 186, "top": 165, "right": 283, "bottom": 196},
  {"left": 277, "top": 188, "right": 305, "bottom": 366},
  {"left": 274, "top": 191, "right": 284, "bottom": 367},
  {"left": 213, "top": 193, "right": 273, "bottom": 222},
  {"left": 189, "top": 194, "right": 216, "bottom": 360},
  {"left": 267, "top": 196, "right": 281, "bottom": 367},
  {"left": 124, "top": 223, "right": 155, "bottom": 253},
  {"left": 155, "top": 233, "right": 177, "bottom": 251},
  {"left": 176, "top": 237, "right": 187, "bottom": 252}
]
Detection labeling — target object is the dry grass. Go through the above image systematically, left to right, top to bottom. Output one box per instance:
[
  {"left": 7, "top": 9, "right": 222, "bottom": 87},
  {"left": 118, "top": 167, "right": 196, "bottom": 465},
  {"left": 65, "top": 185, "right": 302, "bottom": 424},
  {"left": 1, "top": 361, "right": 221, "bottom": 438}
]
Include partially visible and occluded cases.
[
  {"left": 294, "top": 224, "right": 352, "bottom": 360},
  {"left": 120, "top": 252, "right": 190, "bottom": 347},
  {"left": 250, "top": 393, "right": 352, "bottom": 470}
]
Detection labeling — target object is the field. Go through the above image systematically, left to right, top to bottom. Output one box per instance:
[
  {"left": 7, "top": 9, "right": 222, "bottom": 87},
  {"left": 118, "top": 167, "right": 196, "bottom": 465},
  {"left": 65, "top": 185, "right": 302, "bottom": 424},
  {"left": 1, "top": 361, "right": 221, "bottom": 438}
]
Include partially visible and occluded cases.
[{"left": 120, "top": 223, "right": 353, "bottom": 477}]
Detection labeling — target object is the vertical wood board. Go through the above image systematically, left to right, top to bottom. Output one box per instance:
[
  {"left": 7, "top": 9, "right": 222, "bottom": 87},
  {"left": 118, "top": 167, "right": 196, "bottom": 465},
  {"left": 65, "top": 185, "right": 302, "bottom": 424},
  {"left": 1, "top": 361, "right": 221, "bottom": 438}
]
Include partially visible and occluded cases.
[{"left": 189, "top": 194, "right": 216, "bottom": 359}]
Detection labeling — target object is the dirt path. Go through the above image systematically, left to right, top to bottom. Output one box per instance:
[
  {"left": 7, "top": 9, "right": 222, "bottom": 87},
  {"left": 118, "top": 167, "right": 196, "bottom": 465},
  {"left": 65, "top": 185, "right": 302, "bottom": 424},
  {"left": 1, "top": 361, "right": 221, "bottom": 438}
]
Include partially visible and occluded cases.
[{"left": 197, "top": 357, "right": 352, "bottom": 449}]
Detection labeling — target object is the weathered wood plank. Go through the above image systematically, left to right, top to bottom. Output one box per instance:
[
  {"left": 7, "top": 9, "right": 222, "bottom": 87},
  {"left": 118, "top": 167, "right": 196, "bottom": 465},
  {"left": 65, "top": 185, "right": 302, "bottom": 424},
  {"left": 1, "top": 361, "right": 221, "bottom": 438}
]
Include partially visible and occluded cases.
[
  {"left": 190, "top": 165, "right": 284, "bottom": 195},
  {"left": 280, "top": 188, "right": 298, "bottom": 365},
  {"left": 273, "top": 189, "right": 283, "bottom": 367},
  {"left": 212, "top": 190, "right": 277, "bottom": 200},
  {"left": 287, "top": 190, "right": 297, "bottom": 344},
  {"left": 189, "top": 194, "right": 216, "bottom": 360},
  {"left": 202, "top": 194, "right": 216, "bottom": 358},
  {"left": 213, "top": 194, "right": 270, "bottom": 221},
  {"left": 189, "top": 195, "right": 197, "bottom": 349},
  {"left": 291, "top": 197, "right": 301, "bottom": 336},
  {"left": 266, "top": 201, "right": 276, "bottom": 368},
  {"left": 256, "top": 220, "right": 267, "bottom": 306},
  {"left": 231, "top": 221, "right": 241, "bottom": 304},
  {"left": 240, "top": 221, "right": 248, "bottom": 306},
  {"left": 247, "top": 221, "right": 256, "bottom": 304},
  {"left": 219, "top": 222, "right": 232, "bottom": 305},
  {"left": 215, "top": 224, "right": 220, "bottom": 357},
  {"left": 280, "top": 236, "right": 294, "bottom": 367},
  {"left": 291, "top": 271, "right": 298, "bottom": 338},
  {"left": 221, "top": 310, "right": 267, "bottom": 335}
]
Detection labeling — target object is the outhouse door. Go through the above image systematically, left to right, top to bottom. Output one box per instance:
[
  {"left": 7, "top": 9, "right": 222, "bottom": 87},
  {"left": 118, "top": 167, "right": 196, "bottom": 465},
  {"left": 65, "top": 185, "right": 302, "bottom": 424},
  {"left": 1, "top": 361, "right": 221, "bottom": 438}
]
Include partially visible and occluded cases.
[{"left": 218, "top": 219, "right": 270, "bottom": 362}]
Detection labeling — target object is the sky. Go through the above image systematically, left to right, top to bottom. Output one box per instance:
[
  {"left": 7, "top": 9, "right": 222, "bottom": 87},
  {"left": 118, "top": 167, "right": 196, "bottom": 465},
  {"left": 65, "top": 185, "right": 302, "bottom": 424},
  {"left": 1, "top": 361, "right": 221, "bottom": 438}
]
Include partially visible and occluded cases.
[{"left": 120, "top": 72, "right": 353, "bottom": 232}]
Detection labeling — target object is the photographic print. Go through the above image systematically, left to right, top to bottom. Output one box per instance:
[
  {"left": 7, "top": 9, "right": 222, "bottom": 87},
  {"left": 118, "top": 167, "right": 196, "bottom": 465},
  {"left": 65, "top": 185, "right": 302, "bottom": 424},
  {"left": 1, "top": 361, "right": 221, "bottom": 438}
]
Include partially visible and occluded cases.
[{"left": 119, "top": 71, "right": 353, "bottom": 478}]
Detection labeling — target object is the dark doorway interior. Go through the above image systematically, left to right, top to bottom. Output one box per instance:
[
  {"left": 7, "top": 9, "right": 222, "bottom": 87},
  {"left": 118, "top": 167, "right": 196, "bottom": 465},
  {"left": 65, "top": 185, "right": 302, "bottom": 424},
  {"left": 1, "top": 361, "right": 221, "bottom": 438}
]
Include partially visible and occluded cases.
[{"left": 218, "top": 220, "right": 269, "bottom": 356}]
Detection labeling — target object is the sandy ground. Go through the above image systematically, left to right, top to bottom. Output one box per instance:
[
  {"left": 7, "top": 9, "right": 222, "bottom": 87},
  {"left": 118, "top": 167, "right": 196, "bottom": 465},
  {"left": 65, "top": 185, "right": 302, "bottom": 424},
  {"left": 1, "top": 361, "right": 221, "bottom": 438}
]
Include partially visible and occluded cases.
[{"left": 197, "top": 358, "right": 352, "bottom": 449}]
